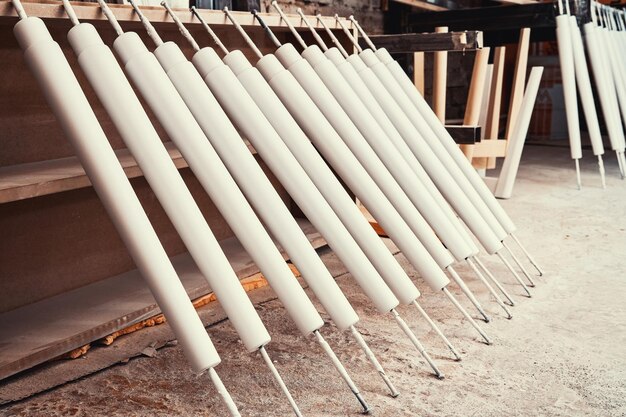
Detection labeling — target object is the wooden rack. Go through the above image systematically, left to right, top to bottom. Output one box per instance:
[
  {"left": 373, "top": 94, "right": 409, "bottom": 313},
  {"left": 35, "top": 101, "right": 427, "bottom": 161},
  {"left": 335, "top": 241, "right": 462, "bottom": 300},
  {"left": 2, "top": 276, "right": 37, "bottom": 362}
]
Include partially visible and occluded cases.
[
  {"left": 0, "top": 0, "right": 352, "bottom": 382},
  {"left": 0, "top": 0, "right": 355, "bottom": 30}
]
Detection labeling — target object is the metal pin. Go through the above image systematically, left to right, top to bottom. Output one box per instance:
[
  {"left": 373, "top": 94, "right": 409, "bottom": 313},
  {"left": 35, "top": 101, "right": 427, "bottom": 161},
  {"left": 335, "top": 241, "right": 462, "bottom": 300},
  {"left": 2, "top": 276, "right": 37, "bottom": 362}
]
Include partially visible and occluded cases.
[
  {"left": 10, "top": 0, "right": 27, "bottom": 20},
  {"left": 61, "top": 0, "right": 79, "bottom": 26},
  {"left": 96, "top": 0, "right": 124, "bottom": 36},
  {"left": 127, "top": 0, "right": 163, "bottom": 47},
  {"left": 161, "top": 1, "right": 200, "bottom": 52},
  {"left": 271, "top": 1, "right": 307, "bottom": 50},
  {"left": 190, "top": 6, "right": 229, "bottom": 55},
  {"left": 224, "top": 8, "right": 266, "bottom": 57},
  {"left": 254, "top": 8, "right": 284, "bottom": 48},
  {"left": 296, "top": 8, "right": 328, "bottom": 51},
  {"left": 316, "top": 14, "right": 349, "bottom": 57},
  {"left": 334, "top": 15, "right": 362, "bottom": 53},
  {"left": 348, "top": 16, "right": 376, "bottom": 51},
  {"left": 617, "top": 151, "right": 626, "bottom": 179},
  {"left": 619, "top": 151, "right": 626, "bottom": 179},
  {"left": 599, "top": 155, "right": 607, "bottom": 189},
  {"left": 575, "top": 158, "right": 582, "bottom": 190},
  {"left": 509, "top": 233, "right": 544, "bottom": 276},
  {"left": 502, "top": 241, "right": 536, "bottom": 287},
  {"left": 496, "top": 251, "right": 532, "bottom": 297},
  {"left": 473, "top": 256, "right": 516, "bottom": 306},
  {"left": 466, "top": 258, "right": 513, "bottom": 319},
  {"left": 447, "top": 265, "right": 490, "bottom": 322},
  {"left": 442, "top": 287, "right": 492, "bottom": 345},
  {"left": 412, "top": 300, "right": 462, "bottom": 361},
  {"left": 391, "top": 308, "right": 444, "bottom": 378},
  {"left": 350, "top": 325, "right": 399, "bottom": 397},
  {"left": 315, "top": 330, "right": 372, "bottom": 414},
  {"left": 259, "top": 346, "right": 304, "bottom": 417},
  {"left": 207, "top": 368, "right": 243, "bottom": 417}
]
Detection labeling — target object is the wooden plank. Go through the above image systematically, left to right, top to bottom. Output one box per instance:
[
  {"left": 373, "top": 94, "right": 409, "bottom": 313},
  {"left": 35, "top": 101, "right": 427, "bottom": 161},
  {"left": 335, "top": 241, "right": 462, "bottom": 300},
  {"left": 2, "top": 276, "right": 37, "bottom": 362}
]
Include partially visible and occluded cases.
[
  {"left": 0, "top": 0, "right": 348, "bottom": 30},
  {"left": 389, "top": 0, "right": 447, "bottom": 12},
  {"left": 407, "top": 3, "right": 556, "bottom": 37},
  {"left": 504, "top": 28, "right": 531, "bottom": 142},
  {"left": 367, "top": 30, "right": 482, "bottom": 53},
  {"left": 477, "top": 45, "right": 506, "bottom": 169},
  {"left": 460, "top": 47, "right": 491, "bottom": 161},
  {"left": 445, "top": 125, "right": 481, "bottom": 144},
  {"left": 470, "top": 138, "right": 507, "bottom": 158},
  {"left": 0, "top": 141, "right": 257, "bottom": 204},
  {"left": 357, "top": 203, "right": 387, "bottom": 237},
  {"left": 0, "top": 219, "right": 325, "bottom": 381}
]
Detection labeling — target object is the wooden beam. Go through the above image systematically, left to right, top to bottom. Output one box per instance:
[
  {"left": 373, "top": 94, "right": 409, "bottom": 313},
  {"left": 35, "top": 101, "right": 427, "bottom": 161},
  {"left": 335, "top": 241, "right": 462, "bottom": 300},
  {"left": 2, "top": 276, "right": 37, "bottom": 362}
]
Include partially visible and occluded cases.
[
  {"left": 0, "top": 0, "right": 348, "bottom": 30},
  {"left": 390, "top": 0, "right": 448, "bottom": 12},
  {"left": 406, "top": 3, "right": 556, "bottom": 45},
  {"left": 505, "top": 28, "right": 531, "bottom": 142},
  {"left": 366, "top": 30, "right": 483, "bottom": 53},
  {"left": 480, "top": 45, "right": 506, "bottom": 169},
  {"left": 460, "top": 47, "right": 491, "bottom": 160},
  {"left": 445, "top": 125, "right": 482, "bottom": 144},
  {"left": 471, "top": 139, "right": 507, "bottom": 158},
  {"left": 0, "top": 141, "right": 256, "bottom": 204}
]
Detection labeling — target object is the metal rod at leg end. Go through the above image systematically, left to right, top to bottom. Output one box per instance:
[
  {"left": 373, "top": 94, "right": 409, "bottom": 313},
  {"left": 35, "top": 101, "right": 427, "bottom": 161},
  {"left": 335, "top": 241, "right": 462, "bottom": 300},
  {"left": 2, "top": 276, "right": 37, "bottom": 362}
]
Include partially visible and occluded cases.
[
  {"left": 616, "top": 151, "right": 625, "bottom": 179},
  {"left": 598, "top": 155, "right": 607, "bottom": 189},
  {"left": 575, "top": 159, "right": 582, "bottom": 190},
  {"left": 509, "top": 233, "right": 544, "bottom": 277},
  {"left": 502, "top": 241, "right": 536, "bottom": 287},
  {"left": 496, "top": 251, "right": 532, "bottom": 298},
  {"left": 473, "top": 256, "right": 516, "bottom": 306},
  {"left": 466, "top": 258, "right": 512, "bottom": 319},
  {"left": 446, "top": 266, "right": 490, "bottom": 322},
  {"left": 442, "top": 288, "right": 492, "bottom": 345},
  {"left": 412, "top": 300, "right": 462, "bottom": 361},
  {"left": 391, "top": 309, "right": 444, "bottom": 378},
  {"left": 350, "top": 326, "right": 399, "bottom": 398},
  {"left": 314, "top": 330, "right": 372, "bottom": 414},
  {"left": 259, "top": 346, "right": 303, "bottom": 417},
  {"left": 207, "top": 368, "right": 242, "bottom": 417}
]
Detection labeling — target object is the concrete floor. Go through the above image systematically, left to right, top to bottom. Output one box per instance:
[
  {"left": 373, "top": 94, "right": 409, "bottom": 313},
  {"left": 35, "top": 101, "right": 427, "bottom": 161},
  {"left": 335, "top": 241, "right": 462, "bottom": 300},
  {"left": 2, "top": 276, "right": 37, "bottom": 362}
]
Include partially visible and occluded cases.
[{"left": 1, "top": 145, "right": 625, "bottom": 416}]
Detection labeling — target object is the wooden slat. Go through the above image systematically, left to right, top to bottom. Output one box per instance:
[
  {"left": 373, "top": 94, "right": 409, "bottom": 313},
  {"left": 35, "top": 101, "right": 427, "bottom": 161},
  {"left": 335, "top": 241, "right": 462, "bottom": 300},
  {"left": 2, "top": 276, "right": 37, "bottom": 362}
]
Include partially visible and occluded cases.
[
  {"left": 0, "top": 0, "right": 349, "bottom": 30},
  {"left": 390, "top": 0, "right": 448, "bottom": 12},
  {"left": 504, "top": 28, "right": 531, "bottom": 141},
  {"left": 367, "top": 30, "right": 483, "bottom": 53},
  {"left": 475, "top": 46, "right": 506, "bottom": 169},
  {"left": 460, "top": 47, "right": 491, "bottom": 161},
  {"left": 445, "top": 125, "right": 481, "bottom": 144},
  {"left": 471, "top": 138, "right": 507, "bottom": 158},
  {"left": 0, "top": 141, "right": 256, "bottom": 204},
  {"left": 0, "top": 219, "right": 325, "bottom": 381}
]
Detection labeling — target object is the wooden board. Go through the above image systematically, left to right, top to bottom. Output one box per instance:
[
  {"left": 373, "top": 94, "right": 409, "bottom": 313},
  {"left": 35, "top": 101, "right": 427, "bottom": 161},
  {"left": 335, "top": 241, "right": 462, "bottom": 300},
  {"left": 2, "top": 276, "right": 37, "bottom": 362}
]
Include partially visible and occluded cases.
[
  {"left": 0, "top": 0, "right": 348, "bottom": 30},
  {"left": 366, "top": 30, "right": 483, "bottom": 53},
  {"left": 446, "top": 125, "right": 481, "bottom": 144},
  {"left": 471, "top": 138, "right": 507, "bottom": 158},
  {"left": 0, "top": 141, "right": 257, "bottom": 204},
  {"left": 0, "top": 219, "right": 325, "bottom": 381}
]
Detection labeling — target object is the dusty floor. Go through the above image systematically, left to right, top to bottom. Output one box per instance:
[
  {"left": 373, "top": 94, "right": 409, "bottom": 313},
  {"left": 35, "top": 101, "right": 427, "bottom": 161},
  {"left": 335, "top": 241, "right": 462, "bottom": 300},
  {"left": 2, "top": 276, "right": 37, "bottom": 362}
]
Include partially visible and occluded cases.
[{"left": 1, "top": 145, "right": 626, "bottom": 417}]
